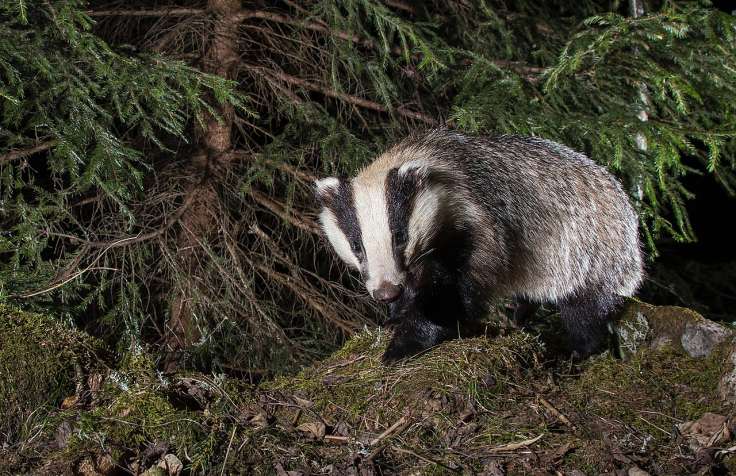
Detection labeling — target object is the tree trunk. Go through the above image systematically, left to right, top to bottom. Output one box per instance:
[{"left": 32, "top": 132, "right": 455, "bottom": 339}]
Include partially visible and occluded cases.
[{"left": 165, "top": 0, "right": 241, "bottom": 354}]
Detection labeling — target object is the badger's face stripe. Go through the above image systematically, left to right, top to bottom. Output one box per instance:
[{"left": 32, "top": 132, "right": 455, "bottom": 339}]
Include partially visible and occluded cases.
[
  {"left": 316, "top": 159, "right": 442, "bottom": 297},
  {"left": 386, "top": 166, "right": 423, "bottom": 270},
  {"left": 352, "top": 171, "right": 401, "bottom": 294},
  {"left": 315, "top": 177, "right": 363, "bottom": 270}
]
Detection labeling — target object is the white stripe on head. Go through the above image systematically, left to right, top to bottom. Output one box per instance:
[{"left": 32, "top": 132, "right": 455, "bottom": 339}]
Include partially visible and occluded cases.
[
  {"left": 398, "top": 159, "right": 429, "bottom": 178},
  {"left": 352, "top": 174, "right": 403, "bottom": 294},
  {"left": 405, "top": 185, "right": 443, "bottom": 261},
  {"left": 319, "top": 209, "right": 360, "bottom": 269}
]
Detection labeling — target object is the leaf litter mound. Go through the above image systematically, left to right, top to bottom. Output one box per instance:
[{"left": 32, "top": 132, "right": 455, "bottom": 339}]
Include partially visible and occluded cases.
[{"left": 1, "top": 304, "right": 735, "bottom": 475}]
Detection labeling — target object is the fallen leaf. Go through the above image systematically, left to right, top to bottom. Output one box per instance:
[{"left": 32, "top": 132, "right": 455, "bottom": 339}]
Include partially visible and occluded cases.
[
  {"left": 61, "top": 395, "right": 78, "bottom": 409},
  {"left": 293, "top": 395, "right": 314, "bottom": 408},
  {"left": 248, "top": 411, "right": 270, "bottom": 429},
  {"left": 678, "top": 412, "right": 731, "bottom": 451},
  {"left": 297, "top": 421, "right": 326, "bottom": 440},
  {"left": 550, "top": 441, "right": 574, "bottom": 461},
  {"left": 627, "top": 466, "right": 650, "bottom": 476}
]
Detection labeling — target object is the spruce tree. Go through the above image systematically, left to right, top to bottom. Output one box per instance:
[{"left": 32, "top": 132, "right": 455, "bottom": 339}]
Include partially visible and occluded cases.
[{"left": 1, "top": 0, "right": 734, "bottom": 372}]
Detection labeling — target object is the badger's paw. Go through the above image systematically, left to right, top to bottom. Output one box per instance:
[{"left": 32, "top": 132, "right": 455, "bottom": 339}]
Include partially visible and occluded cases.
[
  {"left": 381, "top": 318, "right": 451, "bottom": 364},
  {"left": 381, "top": 335, "right": 427, "bottom": 364}
]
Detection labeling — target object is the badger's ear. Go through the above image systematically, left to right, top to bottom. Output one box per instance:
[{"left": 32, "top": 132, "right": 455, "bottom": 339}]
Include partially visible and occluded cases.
[
  {"left": 396, "top": 160, "right": 430, "bottom": 189},
  {"left": 313, "top": 177, "right": 341, "bottom": 206}
]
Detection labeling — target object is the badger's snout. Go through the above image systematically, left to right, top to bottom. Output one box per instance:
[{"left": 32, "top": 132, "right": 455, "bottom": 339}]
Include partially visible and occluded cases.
[{"left": 372, "top": 282, "right": 403, "bottom": 303}]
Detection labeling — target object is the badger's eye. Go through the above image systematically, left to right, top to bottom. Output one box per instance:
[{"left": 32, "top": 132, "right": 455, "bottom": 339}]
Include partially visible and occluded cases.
[
  {"left": 394, "top": 229, "right": 408, "bottom": 248},
  {"left": 350, "top": 239, "right": 363, "bottom": 255}
]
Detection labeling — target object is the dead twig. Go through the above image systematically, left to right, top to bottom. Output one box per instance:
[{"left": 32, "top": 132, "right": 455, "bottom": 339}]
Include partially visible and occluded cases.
[
  {"left": 383, "top": 0, "right": 416, "bottom": 14},
  {"left": 87, "top": 8, "right": 204, "bottom": 17},
  {"left": 0, "top": 140, "right": 57, "bottom": 164},
  {"left": 231, "top": 151, "right": 317, "bottom": 184},
  {"left": 249, "top": 188, "right": 320, "bottom": 234},
  {"left": 46, "top": 191, "right": 196, "bottom": 249},
  {"left": 245, "top": 256, "right": 359, "bottom": 335},
  {"left": 537, "top": 396, "right": 576, "bottom": 430},
  {"left": 370, "top": 415, "right": 411, "bottom": 446},
  {"left": 220, "top": 426, "right": 237, "bottom": 476},
  {"left": 486, "top": 433, "right": 543, "bottom": 453}
]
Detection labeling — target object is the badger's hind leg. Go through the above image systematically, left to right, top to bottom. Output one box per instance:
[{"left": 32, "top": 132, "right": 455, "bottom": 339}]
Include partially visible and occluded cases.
[
  {"left": 558, "top": 293, "right": 622, "bottom": 358},
  {"left": 512, "top": 297, "right": 540, "bottom": 327}
]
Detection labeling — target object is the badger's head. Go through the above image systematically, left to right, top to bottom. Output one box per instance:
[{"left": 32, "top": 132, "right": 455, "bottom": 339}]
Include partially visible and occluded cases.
[{"left": 314, "top": 161, "right": 442, "bottom": 303}]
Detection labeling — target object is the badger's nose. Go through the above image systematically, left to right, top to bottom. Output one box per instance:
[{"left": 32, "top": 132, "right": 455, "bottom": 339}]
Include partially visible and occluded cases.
[{"left": 372, "top": 282, "right": 403, "bottom": 303}]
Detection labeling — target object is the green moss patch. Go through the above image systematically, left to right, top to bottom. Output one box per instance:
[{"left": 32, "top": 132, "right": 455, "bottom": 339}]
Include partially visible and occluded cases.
[{"left": 0, "top": 304, "right": 103, "bottom": 448}]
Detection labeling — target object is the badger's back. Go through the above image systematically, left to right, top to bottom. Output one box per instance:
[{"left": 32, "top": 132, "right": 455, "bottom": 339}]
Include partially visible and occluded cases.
[{"left": 362, "top": 130, "right": 643, "bottom": 303}]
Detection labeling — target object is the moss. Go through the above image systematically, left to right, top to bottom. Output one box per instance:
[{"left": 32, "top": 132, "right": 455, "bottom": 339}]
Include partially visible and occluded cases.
[
  {"left": 2, "top": 303, "right": 732, "bottom": 475},
  {"left": 0, "top": 304, "right": 103, "bottom": 447},
  {"left": 265, "top": 329, "right": 542, "bottom": 420},
  {"left": 557, "top": 343, "right": 726, "bottom": 474},
  {"left": 68, "top": 352, "right": 227, "bottom": 473}
]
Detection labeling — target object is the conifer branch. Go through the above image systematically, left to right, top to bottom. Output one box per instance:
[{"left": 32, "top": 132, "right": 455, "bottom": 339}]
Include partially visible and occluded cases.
[
  {"left": 87, "top": 8, "right": 204, "bottom": 17},
  {"left": 236, "top": 10, "right": 376, "bottom": 48},
  {"left": 490, "top": 60, "right": 548, "bottom": 76},
  {"left": 252, "top": 66, "right": 437, "bottom": 124},
  {"left": 0, "top": 140, "right": 57, "bottom": 164},
  {"left": 231, "top": 151, "right": 318, "bottom": 184}
]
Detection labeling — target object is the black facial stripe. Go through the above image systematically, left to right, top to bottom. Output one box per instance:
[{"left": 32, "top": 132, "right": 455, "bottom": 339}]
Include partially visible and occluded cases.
[
  {"left": 386, "top": 167, "right": 423, "bottom": 270},
  {"left": 323, "top": 179, "right": 363, "bottom": 259}
]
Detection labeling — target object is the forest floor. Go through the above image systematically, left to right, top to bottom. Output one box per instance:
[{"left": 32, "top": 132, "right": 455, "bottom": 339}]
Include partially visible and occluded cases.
[{"left": 1, "top": 301, "right": 736, "bottom": 475}]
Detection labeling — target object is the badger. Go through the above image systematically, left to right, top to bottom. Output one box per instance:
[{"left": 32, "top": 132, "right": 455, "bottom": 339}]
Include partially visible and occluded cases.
[{"left": 315, "top": 129, "right": 643, "bottom": 362}]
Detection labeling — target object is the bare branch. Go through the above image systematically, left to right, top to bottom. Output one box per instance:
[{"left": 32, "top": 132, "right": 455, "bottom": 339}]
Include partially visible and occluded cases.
[
  {"left": 383, "top": 0, "right": 416, "bottom": 14},
  {"left": 87, "top": 8, "right": 205, "bottom": 17},
  {"left": 237, "top": 10, "right": 376, "bottom": 49},
  {"left": 490, "top": 59, "right": 548, "bottom": 75},
  {"left": 0, "top": 140, "right": 57, "bottom": 164},
  {"left": 249, "top": 189, "right": 320, "bottom": 234},
  {"left": 47, "top": 191, "right": 196, "bottom": 249},
  {"left": 246, "top": 257, "right": 359, "bottom": 335}
]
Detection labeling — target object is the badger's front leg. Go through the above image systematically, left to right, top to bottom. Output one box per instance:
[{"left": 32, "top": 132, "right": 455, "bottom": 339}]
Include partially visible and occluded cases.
[
  {"left": 381, "top": 271, "right": 461, "bottom": 363},
  {"left": 382, "top": 301, "right": 452, "bottom": 363}
]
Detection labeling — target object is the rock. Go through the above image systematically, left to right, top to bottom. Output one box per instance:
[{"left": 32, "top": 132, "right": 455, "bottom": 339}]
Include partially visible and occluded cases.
[
  {"left": 614, "top": 300, "right": 732, "bottom": 358},
  {"left": 681, "top": 320, "right": 732, "bottom": 358},
  {"left": 719, "top": 341, "right": 736, "bottom": 402},
  {"left": 157, "top": 454, "right": 183, "bottom": 476},
  {"left": 627, "top": 467, "right": 650, "bottom": 476}
]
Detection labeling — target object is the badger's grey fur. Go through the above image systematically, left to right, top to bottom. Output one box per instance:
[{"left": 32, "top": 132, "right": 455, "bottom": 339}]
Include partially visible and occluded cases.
[{"left": 315, "top": 129, "right": 644, "bottom": 362}]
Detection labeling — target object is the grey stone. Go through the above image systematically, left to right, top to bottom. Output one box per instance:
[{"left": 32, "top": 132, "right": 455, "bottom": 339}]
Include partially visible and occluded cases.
[{"left": 681, "top": 320, "right": 732, "bottom": 358}]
